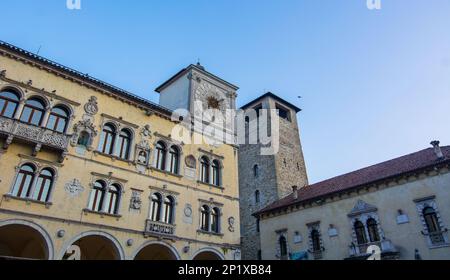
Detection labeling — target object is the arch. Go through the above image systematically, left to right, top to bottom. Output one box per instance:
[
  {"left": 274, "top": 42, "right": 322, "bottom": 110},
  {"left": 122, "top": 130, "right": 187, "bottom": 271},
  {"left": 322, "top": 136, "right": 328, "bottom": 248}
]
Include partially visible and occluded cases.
[
  {"left": 0, "top": 85, "right": 25, "bottom": 99},
  {"left": 0, "top": 88, "right": 21, "bottom": 118},
  {"left": 98, "top": 123, "right": 117, "bottom": 155},
  {"left": 117, "top": 128, "right": 132, "bottom": 160},
  {"left": 155, "top": 141, "right": 167, "bottom": 170},
  {"left": 168, "top": 145, "right": 180, "bottom": 174},
  {"left": 212, "top": 159, "right": 221, "bottom": 186},
  {"left": 0, "top": 219, "right": 54, "bottom": 260},
  {"left": 59, "top": 231, "right": 125, "bottom": 260},
  {"left": 132, "top": 241, "right": 180, "bottom": 260},
  {"left": 192, "top": 247, "right": 225, "bottom": 260}
]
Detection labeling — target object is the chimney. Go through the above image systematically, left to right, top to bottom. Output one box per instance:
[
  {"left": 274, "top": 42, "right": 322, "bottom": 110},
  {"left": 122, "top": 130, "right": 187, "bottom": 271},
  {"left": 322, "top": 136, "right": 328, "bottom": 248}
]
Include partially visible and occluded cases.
[
  {"left": 431, "top": 141, "right": 444, "bottom": 159},
  {"left": 292, "top": 186, "right": 298, "bottom": 200}
]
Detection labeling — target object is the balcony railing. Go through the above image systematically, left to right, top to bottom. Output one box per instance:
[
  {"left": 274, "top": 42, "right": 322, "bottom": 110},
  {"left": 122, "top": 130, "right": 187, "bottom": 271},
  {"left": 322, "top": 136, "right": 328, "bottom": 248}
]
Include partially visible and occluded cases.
[
  {"left": 0, "top": 116, "right": 70, "bottom": 152},
  {"left": 144, "top": 220, "right": 176, "bottom": 237},
  {"left": 348, "top": 239, "right": 398, "bottom": 259}
]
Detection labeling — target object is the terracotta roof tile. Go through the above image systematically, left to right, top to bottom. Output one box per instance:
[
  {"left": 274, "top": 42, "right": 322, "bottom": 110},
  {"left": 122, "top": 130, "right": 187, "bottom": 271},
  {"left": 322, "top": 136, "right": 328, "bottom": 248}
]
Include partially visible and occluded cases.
[{"left": 255, "top": 145, "right": 450, "bottom": 216}]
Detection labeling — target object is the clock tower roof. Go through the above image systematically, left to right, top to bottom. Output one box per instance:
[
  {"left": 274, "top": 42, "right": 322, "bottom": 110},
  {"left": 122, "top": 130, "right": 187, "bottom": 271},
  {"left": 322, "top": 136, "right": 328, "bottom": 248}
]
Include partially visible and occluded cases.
[{"left": 155, "top": 64, "right": 239, "bottom": 93}]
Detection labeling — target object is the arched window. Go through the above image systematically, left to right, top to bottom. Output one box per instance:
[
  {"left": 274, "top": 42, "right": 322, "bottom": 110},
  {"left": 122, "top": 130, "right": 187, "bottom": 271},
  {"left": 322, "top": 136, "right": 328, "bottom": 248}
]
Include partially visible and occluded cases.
[
  {"left": 0, "top": 90, "right": 20, "bottom": 118},
  {"left": 20, "top": 98, "right": 46, "bottom": 126},
  {"left": 46, "top": 106, "right": 69, "bottom": 133},
  {"left": 98, "top": 123, "right": 116, "bottom": 155},
  {"left": 117, "top": 129, "right": 132, "bottom": 160},
  {"left": 77, "top": 131, "right": 90, "bottom": 147},
  {"left": 155, "top": 142, "right": 167, "bottom": 170},
  {"left": 169, "top": 146, "right": 180, "bottom": 174},
  {"left": 200, "top": 156, "right": 210, "bottom": 184},
  {"left": 212, "top": 160, "right": 221, "bottom": 186},
  {"left": 11, "top": 164, "right": 36, "bottom": 199},
  {"left": 253, "top": 164, "right": 259, "bottom": 178},
  {"left": 31, "top": 168, "right": 54, "bottom": 203},
  {"left": 88, "top": 181, "right": 106, "bottom": 212},
  {"left": 105, "top": 184, "right": 120, "bottom": 215},
  {"left": 255, "top": 190, "right": 261, "bottom": 204},
  {"left": 150, "top": 193, "right": 162, "bottom": 222},
  {"left": 163, "top": 196, "right": 175, "bottom": 224},
  {"left": 201, "top": 205, "right": 210, "bottom": 231},
  {"left": 211, "top": 207, "right": 220, "bottom": 233},
  {"left": 423, "top": 207, "right": 441, "bottom": 233},
  {"left": 367, "top": 218, "right": 380, "bottom": 242},
  {"left": 354, "top": 220, "right": 367, "bottom": 245},
  {"left": 311, "top": 230, "right": 321, "bottom": 252},
  {"left": 279, "top": 236, "right": 287, "bottom": 257}
]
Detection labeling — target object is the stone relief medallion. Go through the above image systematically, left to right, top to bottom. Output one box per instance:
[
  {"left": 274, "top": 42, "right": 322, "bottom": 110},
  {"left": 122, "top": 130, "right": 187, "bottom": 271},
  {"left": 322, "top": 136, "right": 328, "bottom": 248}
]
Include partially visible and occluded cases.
[
  {"left": 194, "top": 82, "right": 230, "bottom": 114},
  {"left": 84, "top": 96, "right": 99, "bottom": 116},
  {"left": 185, "top": 155, "right": 196, "bottom": 168},
  {"left": 64, "top": 179, "right": 85, "bottom": 198},
  {"left": 183, "top": 204, "right": 193, "bottom": 224},
  {"left": 228, "top": 217, "right": 235, "bottom": 232}
]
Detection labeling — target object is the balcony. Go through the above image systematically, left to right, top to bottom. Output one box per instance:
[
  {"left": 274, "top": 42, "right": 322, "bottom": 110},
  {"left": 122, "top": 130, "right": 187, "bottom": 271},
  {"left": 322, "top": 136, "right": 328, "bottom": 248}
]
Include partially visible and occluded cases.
[
  {"left": 0, "top": 116, "right": 70, "bottom": 160},
  {"left": 144, "top": 220, "right": 176, "bottom": 238},
  {"left": 347, "top": 239, "right": 399, "bottom": 260}
]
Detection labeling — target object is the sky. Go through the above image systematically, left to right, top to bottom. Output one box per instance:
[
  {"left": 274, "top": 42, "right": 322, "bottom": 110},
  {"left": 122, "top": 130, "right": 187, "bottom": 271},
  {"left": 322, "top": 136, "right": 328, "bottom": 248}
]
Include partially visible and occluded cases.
[{"left": 1, "top": 0, "right": 449, "bottom": 183}]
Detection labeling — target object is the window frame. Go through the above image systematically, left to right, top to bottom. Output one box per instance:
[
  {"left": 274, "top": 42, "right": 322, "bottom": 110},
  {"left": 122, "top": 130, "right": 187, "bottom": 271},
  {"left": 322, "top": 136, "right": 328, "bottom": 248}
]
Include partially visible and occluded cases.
[
  {"left": 0, "top": 90, "right": 20, "bottom": 119},
  {"left": 19, "top": 98, "right": 46, "bottom": 126},
  {"left": 46, "top": 106, "right": 70, "bottom": 133},
  {"left": 98, "top": 123, "right": 117, "bottom": 155}
]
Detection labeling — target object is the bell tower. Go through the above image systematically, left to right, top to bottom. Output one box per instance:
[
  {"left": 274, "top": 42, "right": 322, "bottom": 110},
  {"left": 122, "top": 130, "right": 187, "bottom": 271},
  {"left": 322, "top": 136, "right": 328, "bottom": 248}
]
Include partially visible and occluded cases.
[{"left": 238, "top": 92, "right": 309, "bottom": 260}]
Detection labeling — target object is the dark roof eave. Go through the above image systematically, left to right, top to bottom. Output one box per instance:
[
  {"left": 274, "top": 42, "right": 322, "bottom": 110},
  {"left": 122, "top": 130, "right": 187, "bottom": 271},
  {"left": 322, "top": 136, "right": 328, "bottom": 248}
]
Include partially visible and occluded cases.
[
  {"left": 155, "top": 64, "right": 239, "bottom": 93},
  {"left": 240, "top": 92, "right": 302, "bottom": 113}
]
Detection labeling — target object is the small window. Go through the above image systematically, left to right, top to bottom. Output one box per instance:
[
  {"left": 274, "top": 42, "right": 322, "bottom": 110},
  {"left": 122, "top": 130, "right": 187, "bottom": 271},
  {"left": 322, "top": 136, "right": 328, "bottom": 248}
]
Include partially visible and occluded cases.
[
  {"left": 0, "top": 90, "right": 20, "bottom": 118},
  {"left": 20, "top": 98, "right": 46, "bottom": 126},
  {"left": 276, "top": 105, "right": 291, "bottom": 122},
  {"left": 46, "top": 106, "right": 69, "bottom": 133},
  {"left": 98, "top": 123, "right": 116, "bottom": 155},
  {"left": 117, "top": 129, "right": 132, "bottom": 160},
  {"left": 77, "top": 131, "right": 90, "bottom": 147},
  {"left": 155, "top": 141, "right": 167, "bottom": 170},
  {"left": 169, "top": 146, "right": 180, "bottom": 174},
  {"left": 200, "top": 156, "right": 210, "bottom": 184},
  {"left": 212, "top": 160, "right": 221, "bottom": 186},
  {"left": 11, "top": 164, "right": 36, "bottom": 199},
  {"left": 253, "top": 164, "right": 259, "bottom": 178},
  {"left": 31, "top": 168, "right": 54, "bottom": 203},
  {"left": 88, "top": 181, "right": 106, "bottom": 212},
  {"left": 105, "top": 184, "right": 120, "bottom": 215},
  {"left": 255, "top": 190, "right": 260, "bottom": 204},
  {"left": 150, "top": 193, "right": 163, "bottom": 222},
  {"left": 163, "top": 196, "right": 175, "bottom": 224},
  {"left": 201, "top": 205, "right": 210, "bottom": 231},
  {"left": 211, "top": 207, "right": 220, "bottom": 233},
  {"left": 367, "top": 218, "right": 380, "bottom": 242},
  {"left": 354, "top": 221, "right": 367, "bottom": 245},
  {"left": 311, "top": 230, "right": 321, "bottom": 252},
  {"left": 279, "top": 236, "right": 288, "bottom": 257}
]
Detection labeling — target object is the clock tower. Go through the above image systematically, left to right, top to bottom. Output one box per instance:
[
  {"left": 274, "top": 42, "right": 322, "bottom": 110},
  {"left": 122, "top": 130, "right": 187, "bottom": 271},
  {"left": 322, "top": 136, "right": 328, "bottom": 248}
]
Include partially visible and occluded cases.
[{"left": 155, "top": 63, "right": 238, "bottom": 118}]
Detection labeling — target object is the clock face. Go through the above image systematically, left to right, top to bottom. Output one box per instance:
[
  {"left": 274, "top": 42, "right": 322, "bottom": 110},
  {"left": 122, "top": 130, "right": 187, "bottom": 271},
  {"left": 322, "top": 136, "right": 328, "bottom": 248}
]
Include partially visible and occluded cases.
[{"left": 194, "top": 82, "right": 229, "bottom": 114}]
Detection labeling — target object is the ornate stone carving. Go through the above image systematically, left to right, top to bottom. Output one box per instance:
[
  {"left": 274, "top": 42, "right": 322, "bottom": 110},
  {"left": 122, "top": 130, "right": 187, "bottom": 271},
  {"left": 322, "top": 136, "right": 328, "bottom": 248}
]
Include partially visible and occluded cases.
[
  {"left": 84, "top": 96, "right": 99, "bottom": 116},
  {"left": 0, "top": 118, "right": 13, "bottom": 132},
  {"left": 71, "top": 118, "right": 98, "bottom": 150},
  {"left": 15, "top": 124, "right": 41, "bottom": 141},
  {"left": 140, "top": 124, "right": 152, "bottom": 138},
  {"left": 42, "top": 131, "right": 69, "bottom": 149},
  {"left": 64, "top": 179, "right": 85, "bottom": 197},
  {"left": 130, "top": 190, "right": 142, "bottom": 211},
  {"left": 348, "top": 200, "right": 378, "bottom": 217},
  {"left": 183, "top": 204, "right": 193, "bottom": 224},
  {"left": 228, "top": 217, "right": 235, "bottom": 233}
]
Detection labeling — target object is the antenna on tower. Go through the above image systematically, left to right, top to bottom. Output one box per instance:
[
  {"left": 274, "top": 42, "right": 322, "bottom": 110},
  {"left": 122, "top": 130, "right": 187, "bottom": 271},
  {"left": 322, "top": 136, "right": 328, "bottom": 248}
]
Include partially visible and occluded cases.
[{"left": 36, "top": 45, "right": 42, "bottom": 55}]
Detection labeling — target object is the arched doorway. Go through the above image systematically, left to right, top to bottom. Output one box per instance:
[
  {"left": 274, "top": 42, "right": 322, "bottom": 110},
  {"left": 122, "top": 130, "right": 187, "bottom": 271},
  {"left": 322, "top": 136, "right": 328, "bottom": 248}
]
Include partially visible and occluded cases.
[
  {"left": 0, "top": 223, "right": 51, "bottom": 260},
  {"left": 62, "top": 233, "right": 123, "bottom": 260},
  {"left": 134, "top": 243, "right": 179, "bottom": 260},
  {"left": 193, "top": 249, "right": 224, "bottom": 260}
]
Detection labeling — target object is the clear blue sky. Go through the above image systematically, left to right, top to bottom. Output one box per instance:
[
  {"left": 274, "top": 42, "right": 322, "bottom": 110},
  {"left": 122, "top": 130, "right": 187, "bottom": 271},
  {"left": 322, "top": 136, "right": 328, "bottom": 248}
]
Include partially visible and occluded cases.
[{"left": 2, "top": 0, "right": 450, "bottom": 183}]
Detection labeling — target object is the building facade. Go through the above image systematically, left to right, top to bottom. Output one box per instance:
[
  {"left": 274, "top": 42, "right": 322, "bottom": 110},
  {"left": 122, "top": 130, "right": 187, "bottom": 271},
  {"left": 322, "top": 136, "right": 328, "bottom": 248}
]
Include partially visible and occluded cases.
[
  {"left": 0, "top": 41, "right": 241, "bottom": 260},
  {"left": 238, "top": 93, "right": 309, "bottom": 260},
  {"left": 256, "top": 142, "right": 450, "bottom": 260}
]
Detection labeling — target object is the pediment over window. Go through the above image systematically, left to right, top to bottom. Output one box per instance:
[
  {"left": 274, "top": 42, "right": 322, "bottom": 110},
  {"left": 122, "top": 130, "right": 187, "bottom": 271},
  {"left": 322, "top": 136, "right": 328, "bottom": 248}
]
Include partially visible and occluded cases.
[{"left": 348, "top": 200, "right": 378, "bottom": 217}]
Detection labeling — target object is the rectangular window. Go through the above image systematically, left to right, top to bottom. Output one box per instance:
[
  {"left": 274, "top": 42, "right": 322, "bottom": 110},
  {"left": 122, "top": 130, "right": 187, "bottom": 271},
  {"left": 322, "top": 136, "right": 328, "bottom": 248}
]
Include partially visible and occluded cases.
[{"left": 276, "top": 105, "right": 291, "bottom": 122}]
